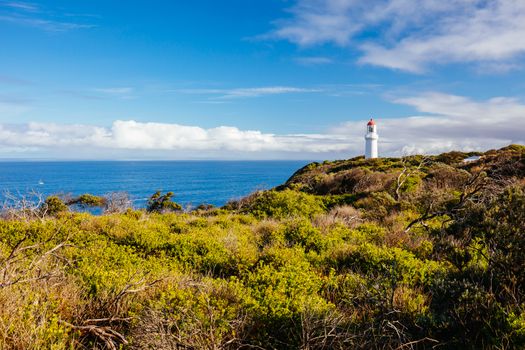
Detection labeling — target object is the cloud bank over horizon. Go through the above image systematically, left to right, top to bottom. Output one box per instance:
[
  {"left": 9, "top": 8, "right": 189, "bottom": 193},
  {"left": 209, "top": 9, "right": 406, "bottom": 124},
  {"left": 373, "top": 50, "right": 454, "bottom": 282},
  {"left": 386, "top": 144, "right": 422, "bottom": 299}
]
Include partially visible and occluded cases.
[{"left": 0, "top": 92, "right": 523, "bottom": 160}]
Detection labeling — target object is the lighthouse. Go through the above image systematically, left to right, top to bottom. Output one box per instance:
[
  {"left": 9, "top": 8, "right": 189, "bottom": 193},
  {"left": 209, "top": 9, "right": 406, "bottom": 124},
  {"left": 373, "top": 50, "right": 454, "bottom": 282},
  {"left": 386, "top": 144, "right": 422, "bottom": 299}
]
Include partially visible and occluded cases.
[{"left": 365, "top": 118, "right": 378, "bottom": 159}]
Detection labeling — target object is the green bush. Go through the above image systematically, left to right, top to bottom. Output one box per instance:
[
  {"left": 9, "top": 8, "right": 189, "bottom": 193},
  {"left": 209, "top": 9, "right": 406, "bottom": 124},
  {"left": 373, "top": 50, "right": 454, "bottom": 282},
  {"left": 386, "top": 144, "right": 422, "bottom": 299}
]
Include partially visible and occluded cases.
[
  {"left": 241, "top": 189, "right": 325, "bottom": 219},
  {"left": 146, "top": 191, "right": 183, "bottom": 213},
  {"left": 354, "top": 191, "right": 397, "bottom": 221},
  {"left": 67, "top": 193, "right": 106, "bottom": 207},
  {"left": 41, "top": 196, "right": 68, "bottom": 216},
  {"left": 280, "top": 218, "right": 326, "bottom": 253},
  {"left": 245, "top": 247, "right": 331, "bottom": 348}
]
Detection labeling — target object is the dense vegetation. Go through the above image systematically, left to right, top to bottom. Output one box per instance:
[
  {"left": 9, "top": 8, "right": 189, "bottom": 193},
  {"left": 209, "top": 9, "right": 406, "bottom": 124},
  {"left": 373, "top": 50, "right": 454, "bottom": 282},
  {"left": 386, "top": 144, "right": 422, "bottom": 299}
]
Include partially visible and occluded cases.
[{"left": 0, "top": 145, "right": 524, "bottom": 349}]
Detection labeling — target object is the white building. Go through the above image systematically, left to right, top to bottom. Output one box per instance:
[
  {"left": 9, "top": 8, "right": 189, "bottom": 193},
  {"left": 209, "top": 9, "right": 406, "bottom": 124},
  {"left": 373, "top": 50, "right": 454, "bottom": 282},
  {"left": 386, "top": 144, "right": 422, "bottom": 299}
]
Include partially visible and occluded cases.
[{"left": 365, "top": 118, "right": 378, "bottom": 159}]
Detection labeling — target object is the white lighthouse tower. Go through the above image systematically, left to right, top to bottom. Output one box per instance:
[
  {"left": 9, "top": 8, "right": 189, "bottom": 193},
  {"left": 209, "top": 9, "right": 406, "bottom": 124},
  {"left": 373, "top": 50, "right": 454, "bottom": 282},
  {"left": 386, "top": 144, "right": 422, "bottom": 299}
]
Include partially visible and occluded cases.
[{"left": 365, "top": 118, "right": 378, "bottom": 159}]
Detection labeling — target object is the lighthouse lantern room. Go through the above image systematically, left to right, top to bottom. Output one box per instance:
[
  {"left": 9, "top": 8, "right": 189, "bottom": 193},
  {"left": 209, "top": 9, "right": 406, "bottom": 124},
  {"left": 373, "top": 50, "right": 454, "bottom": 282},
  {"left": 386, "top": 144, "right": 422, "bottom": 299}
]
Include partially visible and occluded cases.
[{"left": 365, "top": 118, "right": 379, "bottom": 159}]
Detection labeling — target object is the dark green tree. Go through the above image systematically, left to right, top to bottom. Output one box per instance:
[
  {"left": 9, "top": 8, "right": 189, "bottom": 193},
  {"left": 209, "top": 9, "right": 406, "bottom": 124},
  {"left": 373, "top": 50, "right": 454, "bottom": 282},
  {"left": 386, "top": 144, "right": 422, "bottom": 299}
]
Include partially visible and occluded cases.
[
  {"left": 146, "top": 191, "right": 182, "bottom": 213},
  {"left": 67, "top": 194, "right": 107, "bottom": 208},
  {"left": 40, "top": 196, "right": 68, "bottom": 216}
]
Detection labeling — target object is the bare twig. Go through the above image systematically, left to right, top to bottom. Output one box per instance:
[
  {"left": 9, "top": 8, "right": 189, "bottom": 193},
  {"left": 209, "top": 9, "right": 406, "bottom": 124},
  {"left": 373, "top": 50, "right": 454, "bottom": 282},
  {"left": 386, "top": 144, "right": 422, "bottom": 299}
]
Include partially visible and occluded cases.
[
  {"left": 395, "top": 157, "right": 428, "bottom": 201},
  {"left": 0, "top": 228, "right": 71, "bottom": 289}
]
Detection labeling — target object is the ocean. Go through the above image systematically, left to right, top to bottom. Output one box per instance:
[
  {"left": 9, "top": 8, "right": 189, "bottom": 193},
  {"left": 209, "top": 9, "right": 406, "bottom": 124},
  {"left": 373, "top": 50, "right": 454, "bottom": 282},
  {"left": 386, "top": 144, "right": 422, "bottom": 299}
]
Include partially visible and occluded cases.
[{"left": 0, "top": 161, "right": 309, "bottom": 208}]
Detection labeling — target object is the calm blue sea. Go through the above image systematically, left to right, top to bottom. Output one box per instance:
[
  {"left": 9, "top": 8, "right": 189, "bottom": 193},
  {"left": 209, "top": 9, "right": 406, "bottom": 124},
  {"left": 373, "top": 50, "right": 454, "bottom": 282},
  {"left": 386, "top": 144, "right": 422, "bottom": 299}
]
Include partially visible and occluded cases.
[{"left": 0, "top": 161, "right": 309, "bottom": 208}]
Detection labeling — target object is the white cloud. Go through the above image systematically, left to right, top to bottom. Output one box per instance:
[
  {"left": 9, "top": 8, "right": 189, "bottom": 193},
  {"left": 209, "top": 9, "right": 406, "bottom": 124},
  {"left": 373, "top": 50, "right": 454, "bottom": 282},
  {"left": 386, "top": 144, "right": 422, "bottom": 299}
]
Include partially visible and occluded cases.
[
  {"left": 269, "top": 0, "right": 525, "bottom": 72},
  {"left": 271, "top": 0, "right": 360, "bottom": 46},
  {"left": 0, "top": 1, "right": 95, "bottom": 31},
  {"left": 3, "top": 2, "right": 38, "bottom": 12},
  {"left": 0, "top": 14, "right": 95, "bottom": 31},
  {"left": 177, "top": 86, "right": 320, "bottom": 99},
  {"left": 219, "top": 86, "right": 320, "bottom": 99},
  {"left": 93, "top": 87, "right": 135, "bottom": 99},
  {"left": 94, "top": 87, "right": 133, "bottom": 95},
  {"left": 0, "top": 92, "right": 523, "bottom": 159},
  {"left": 337, "top": 92, "right": 525, "bottom": 155},
  {"left": 0, "top": 120, "right": 352, "bottom": 157},
  {"left": 0, "top": 122, "right": 110, "bottom": 148}
]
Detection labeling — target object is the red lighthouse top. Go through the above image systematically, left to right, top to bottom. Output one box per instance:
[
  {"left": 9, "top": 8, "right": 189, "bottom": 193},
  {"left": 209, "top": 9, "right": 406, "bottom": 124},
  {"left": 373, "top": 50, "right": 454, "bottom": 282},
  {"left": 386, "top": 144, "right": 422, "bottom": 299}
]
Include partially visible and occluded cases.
[{"left": 367, "top": 118, "right": 376, "bottom": 126}]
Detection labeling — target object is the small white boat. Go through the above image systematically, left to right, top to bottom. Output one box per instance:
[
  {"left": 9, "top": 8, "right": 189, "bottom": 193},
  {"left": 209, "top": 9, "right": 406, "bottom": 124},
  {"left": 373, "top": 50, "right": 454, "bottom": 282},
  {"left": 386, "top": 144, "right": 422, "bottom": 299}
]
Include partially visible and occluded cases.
[{"left": 38, "top": 179, "right": 44, "bottom": 185}]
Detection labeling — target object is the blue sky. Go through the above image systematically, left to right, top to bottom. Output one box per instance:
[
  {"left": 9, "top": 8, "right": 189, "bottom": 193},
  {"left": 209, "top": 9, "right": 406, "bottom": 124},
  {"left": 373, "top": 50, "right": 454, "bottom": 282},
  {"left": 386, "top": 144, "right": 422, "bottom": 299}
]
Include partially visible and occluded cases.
[{"left": 1, "top": 0, "right": 524, "bottom": 159}]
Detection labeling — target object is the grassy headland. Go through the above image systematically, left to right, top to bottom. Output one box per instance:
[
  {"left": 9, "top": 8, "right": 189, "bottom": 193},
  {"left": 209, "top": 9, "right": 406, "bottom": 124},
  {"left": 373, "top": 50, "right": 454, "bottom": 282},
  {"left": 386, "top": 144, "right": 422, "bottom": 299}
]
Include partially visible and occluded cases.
[{"left": 0, "top": 145, "right": 524, "bottom": 349}]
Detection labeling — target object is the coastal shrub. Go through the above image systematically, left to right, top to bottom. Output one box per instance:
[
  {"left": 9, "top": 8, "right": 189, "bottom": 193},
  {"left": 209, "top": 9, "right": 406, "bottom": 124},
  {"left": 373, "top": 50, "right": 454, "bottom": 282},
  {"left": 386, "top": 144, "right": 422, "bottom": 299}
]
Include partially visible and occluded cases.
[
  {"left": 500, "top": 144, "right": 525, "bottom": 153},
  {"left": 436, "top": 151, "right": 471, "bottom": 164},
  {"left": 424, "top": 164, "right": 470, "bottom": 191},
  {"left": 313, "top": 168, "right": 367, "bottom": 194},
  {"left": 353, "top": 170, "right": 397, "bottom": 194},
  {"left": 396, "top": 173, "right": 422, "bottom": 196},
  {"left": 240, "top": 189, "right": 325, "bottom": 219},
  {"left": 146, "top": 191, "right": 182, "bottom": 213},
  {"left": 354, "top": 191, "right": 397, "bottom": 221},
  {"left": 67, "top": 193, "right": 107, "bottom": 208},
  {"left": 41, "top": 196, "right": 68, "bottom": 216},
  {"left": 195, "top": 203, "right": 214, "bottom": 211},
  {"left": 312, "top": 205, "right": 362, "bottom": 231},
  {"left": 280, "top": 218, "right": 325, "bottom": 253},
  {"left": 252, "top": 219, "right": 283, "bottom": 249},
  {"left": 334, "top": 222, "right": 386, "bottom": 246},
  {"left": 162, "top": 234, "right": 234, "bottom": 276},
  {"left": 68, "top": 238, "right": 148, "bottom": 296},
  {"left": 325, "top": 242, "right": 445, "bottom": 287},
  {"left": 245, "top": 247, "right": 330, "bottom": 348},
  {"left": 132, "top": 278, "right": 252, "bottom": 349},
  {"left": 0, "top": 280, "right": 77, "bottom": 350}
]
